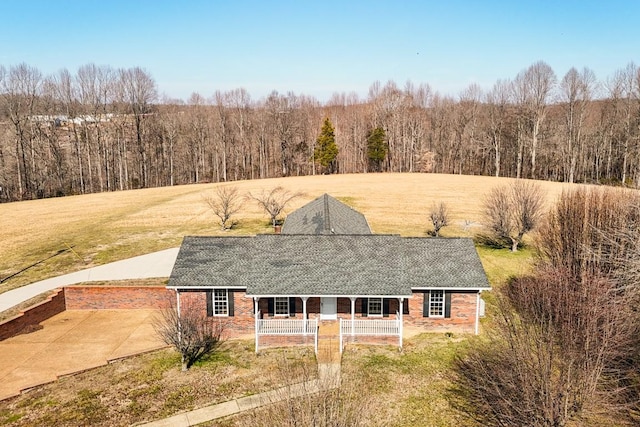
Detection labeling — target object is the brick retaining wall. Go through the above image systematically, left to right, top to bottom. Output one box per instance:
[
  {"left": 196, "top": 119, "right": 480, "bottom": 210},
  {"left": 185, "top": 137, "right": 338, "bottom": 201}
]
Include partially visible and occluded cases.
[
  {"left": 64, "top": 286, "right": 173, "bottom": 310},
  {"left": 0, "top": 288, "right": 66, "bottom": 341}
]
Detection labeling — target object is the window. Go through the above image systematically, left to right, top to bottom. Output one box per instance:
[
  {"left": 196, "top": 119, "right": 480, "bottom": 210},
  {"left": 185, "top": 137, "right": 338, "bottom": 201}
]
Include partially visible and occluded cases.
[
  {"left": 213, "top": 289, "right": 228, "bottom": 316},
  {"left": 429, "top": 290, "right": 444, "bottom": 317},
  {"left": 275, "top": 297, "right": 289, "bottom": 316},
  {"left": 368, "top": 298, "right": 383, "bottom": 316}
]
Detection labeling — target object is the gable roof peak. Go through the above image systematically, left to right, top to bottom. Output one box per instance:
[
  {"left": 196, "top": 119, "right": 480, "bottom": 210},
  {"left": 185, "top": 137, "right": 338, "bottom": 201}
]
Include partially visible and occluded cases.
[{"left": 281, "top": 193, "right": 372, "bottom": 235}]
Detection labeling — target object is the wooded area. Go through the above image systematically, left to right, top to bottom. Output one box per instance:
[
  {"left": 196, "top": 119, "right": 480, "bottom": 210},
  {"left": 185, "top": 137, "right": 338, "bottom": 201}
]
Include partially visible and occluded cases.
[{"left": 1, "top": 60, "right": 639, "bottom": 202}]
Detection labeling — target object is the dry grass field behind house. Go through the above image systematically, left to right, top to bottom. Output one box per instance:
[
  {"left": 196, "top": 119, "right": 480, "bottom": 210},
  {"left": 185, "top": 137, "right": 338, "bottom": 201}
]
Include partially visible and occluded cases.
[{"left": 0, "top": 173, "right": 572, "bottom": 292}]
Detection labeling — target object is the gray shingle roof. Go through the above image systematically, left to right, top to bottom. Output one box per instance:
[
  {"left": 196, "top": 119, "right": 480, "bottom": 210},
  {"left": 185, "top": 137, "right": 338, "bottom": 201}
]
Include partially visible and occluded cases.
[
  {"left": 281, "top": 194, "right": 371, "bottom": 235},
  {"left": 168, "top": 235, "right": 489, "bottom": 296},
  {"left": 402, "top": 238, "right": 490, "bottom": 289}
]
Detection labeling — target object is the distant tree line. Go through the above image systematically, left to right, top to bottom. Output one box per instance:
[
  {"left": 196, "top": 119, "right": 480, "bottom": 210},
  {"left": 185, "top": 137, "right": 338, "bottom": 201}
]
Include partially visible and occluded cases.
[{"left": 1, "top": 60, "right": 640, "bottom": 202}]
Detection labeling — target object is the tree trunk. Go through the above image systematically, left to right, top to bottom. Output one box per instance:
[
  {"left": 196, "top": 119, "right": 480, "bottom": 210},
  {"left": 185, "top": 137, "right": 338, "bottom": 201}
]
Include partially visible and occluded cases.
[{"left": 511, "top": 237, "right": 519, "bottom": 252}]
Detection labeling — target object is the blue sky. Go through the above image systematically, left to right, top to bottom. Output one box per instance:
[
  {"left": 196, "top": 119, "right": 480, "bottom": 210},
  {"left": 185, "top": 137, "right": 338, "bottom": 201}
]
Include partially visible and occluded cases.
[{"left": 1, "top": 1, "right": 638, "bottom": 102}]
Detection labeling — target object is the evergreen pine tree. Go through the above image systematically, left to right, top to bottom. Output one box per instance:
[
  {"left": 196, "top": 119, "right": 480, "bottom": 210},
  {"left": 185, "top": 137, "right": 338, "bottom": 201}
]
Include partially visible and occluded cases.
[
  {"left": 313, "top": 118, "right": 339, "bottom": 173},
  {"left": 367, "top": 127, "right": 387, "bottom": 172}
]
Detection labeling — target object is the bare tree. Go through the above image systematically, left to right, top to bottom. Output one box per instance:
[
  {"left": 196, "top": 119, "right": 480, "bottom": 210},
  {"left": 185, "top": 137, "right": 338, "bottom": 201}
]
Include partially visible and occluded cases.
[
  {"left": 515, "top": 61, "right": 557, "bottom": 179},
  {"left": 0, "top": 63, "right": 43, "bottom": 199},
  {"left": 117, "top": 67, "right": 158, "bottom": 188},
  {"left": 559, "top": 67, "right": 596, "bottom": 183},
  {"left": 485, "top": 79, "right": 511, "bottom": 177},
  {"left": 483, "top": 180, "right": 545, "bottom": 251},
  {"left": 203, "top": 185, "right": 244, "bottom": 230},
  {"left": 248, "top": 186, "right": 303, "bottom": 227},
  {"left": 536, "top": 186, "right": 639, "bottom": 278},
  {"left": 429, "top": 201, "right": 449, "bottom": 237},
  {"left": 454, "top": 266, "right": 633, "bottom": 427},
  {"left": 154, "top": 298, "right": 225, "bottom": 371}
]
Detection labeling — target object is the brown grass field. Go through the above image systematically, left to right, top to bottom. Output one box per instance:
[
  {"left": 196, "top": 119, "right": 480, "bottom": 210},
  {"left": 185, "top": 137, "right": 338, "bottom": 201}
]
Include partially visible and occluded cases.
[{"left": 0, "top": 172, "right": 574, "bottom": 293}]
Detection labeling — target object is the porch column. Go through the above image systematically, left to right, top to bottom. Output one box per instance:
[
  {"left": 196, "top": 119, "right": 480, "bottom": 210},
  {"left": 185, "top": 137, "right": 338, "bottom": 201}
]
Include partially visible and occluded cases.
[
  {"left": 175, "top": 290, "right": 181, "bottom": 317},
  {"left": 176, "top": 290, "right": 182, "bottom": 343},
  {"left": 475, "top": 292, "right": 480, "bottom": 336},
  {"left": 254, "top": 297, "right": 260, "bottom": 353},
  {"left": 302, "top": 297, "right": 309, "bottom": 335},
  {"left": 350, "top": 297, "right": 356, "bottom": 337},
  {"left": 398, "top": 297, "right": 404, "bottom": 350}
]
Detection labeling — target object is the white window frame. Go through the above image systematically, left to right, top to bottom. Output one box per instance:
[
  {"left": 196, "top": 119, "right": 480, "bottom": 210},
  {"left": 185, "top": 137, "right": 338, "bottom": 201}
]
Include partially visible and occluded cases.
[
  {"left": 213, "top": 289, "right": 229, "bottom": 316},
  {"left": 429, "top": 290, "right": 445, "bottom": 318},
  {"left": 274, "top": 297, "right": 289, "bottom": 316},
  {"left": 368, "top": 297, "right": 383, "bottom": 317}
]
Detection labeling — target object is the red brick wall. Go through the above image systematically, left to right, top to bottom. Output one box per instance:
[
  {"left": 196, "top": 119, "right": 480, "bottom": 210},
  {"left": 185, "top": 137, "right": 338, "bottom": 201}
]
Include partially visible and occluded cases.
[
  {"left": 65, "top": 286, "right": 174, "bottom": 310},
  {"left": 0, "top": 288, "right": 66, "bottom": 341},
  {"left": 180, "top": 290, "right": 255, "bottom": 336},
  {"left": 405, "top": 290, "right": 478, "bottom": 333},
  {"left": 174, "top": 291, "right": 480, "bottom": 339},
  {"left": 257, "top": 334, "right": 316, "bottom": 349},
  {"left": 342, "top": 335, "right": 402, "bottom": 347}
]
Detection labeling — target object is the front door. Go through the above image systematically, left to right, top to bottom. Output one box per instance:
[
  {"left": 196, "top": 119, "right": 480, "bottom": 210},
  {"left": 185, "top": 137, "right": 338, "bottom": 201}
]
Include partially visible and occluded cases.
[{"left": 320, "top": 297, "right": 337, "bottom": 320}]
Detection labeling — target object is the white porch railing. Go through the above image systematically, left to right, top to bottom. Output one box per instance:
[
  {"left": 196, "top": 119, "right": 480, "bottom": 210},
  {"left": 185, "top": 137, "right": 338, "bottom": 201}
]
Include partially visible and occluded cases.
[
  {"left": 255, "top": 312, "right": 318, "bottom": 354},
  {"left": 339, "top": 314, "right": 401, "bottom": 352},
  {"left": 257, "top": 318, "right": 318, "bottom": 335}
]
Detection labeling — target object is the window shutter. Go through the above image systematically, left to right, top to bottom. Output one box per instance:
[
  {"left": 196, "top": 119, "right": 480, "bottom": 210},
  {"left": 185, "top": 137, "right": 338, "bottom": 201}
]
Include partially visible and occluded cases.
[
  {"left": 228, "top": 290, "right": 235, "bottom": 317},
  {"left": 206, "top": 291, "right": 213, "bottom": 317},
  {"left": 444, "top": 291, "right": 452, "bottom": 318},
  {"left": 423, "top": 292, "right": 429, "bottom": 317},
  {"left": 289, "top": 297, "right": 296, "bottom": 316},
  {"left": 268, "top": 298, "right": 274, "bottom": 316},
  {"left": 361, "top": 298, "right": 368, "bottom": 317},
  {"left": 383, "top": 299, "right": 390, "bottom": 317},
  {"left": 402, "top": 299, "right": 409, "bottom": 315}
]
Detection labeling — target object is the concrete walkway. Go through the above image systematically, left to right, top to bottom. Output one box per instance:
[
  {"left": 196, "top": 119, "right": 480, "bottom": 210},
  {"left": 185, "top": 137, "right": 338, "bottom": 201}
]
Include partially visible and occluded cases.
[
  {"left": 0, "top": 247, "right": 180, "bottom": 312},
  {"left": 135, "top": 362, "right": 341, "bottom": 427}
]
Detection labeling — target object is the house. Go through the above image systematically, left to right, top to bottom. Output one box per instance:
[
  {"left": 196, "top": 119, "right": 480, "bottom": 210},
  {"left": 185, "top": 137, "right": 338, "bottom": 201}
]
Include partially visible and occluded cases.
[{"left": 167, "top": 194, "right": 490, "bottom": 352}]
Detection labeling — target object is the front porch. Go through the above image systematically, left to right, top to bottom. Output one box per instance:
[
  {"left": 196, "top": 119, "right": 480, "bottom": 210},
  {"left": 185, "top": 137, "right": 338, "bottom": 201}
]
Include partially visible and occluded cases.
[
  {"left": 252, "top": 296, "right": 406, "bottom": 353},
  {"left": 255, "top": 309, "right": 403, "bottom": 355}
]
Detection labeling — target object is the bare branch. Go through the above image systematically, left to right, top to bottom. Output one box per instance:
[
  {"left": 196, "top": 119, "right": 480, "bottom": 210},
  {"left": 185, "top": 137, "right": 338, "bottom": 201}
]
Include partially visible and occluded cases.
[
  {"left": 483, "top": 180, "right": 545, "bottom": 251},
  {"left": 203, "top": 185, "right": 244, "bottom": 230},
  {"left": 247, "top": 186, "right": 303, "bottom": 227},
  {"left": 429, "top": 201, "right": 449, "bottom": 237},
  {"left": 154, "top": 297, "right": 225, "bottom": 371}
]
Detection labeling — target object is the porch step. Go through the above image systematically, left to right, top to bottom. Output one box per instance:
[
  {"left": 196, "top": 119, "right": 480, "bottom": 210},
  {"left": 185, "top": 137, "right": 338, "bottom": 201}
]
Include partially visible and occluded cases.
[{"left": 318, "top": 320, "right": 339, "bottom": 335}]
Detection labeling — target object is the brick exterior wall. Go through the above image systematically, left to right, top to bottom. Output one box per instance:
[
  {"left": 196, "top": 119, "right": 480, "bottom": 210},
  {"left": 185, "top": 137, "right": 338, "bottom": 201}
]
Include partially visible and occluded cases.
[
  {"left": 65, "top": 286, "right": 174, "bottom": 310},
  {"left": 0, "top": 288, "right": 66, "bottom": 341},
  {"left": 180, "top": 290, "right": 255, "bottom": 336},
  {"left": 405, "top": 290, "right": 479, "bottom": 333},
  {"left": 184, "top": 291, "right": 480, "bottom": 339}
]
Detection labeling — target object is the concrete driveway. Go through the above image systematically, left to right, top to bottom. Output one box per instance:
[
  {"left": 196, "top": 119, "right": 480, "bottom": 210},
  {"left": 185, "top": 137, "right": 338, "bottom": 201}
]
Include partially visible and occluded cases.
[{"left": 0, "top": 309, "right": 165, "bottom": 400}]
